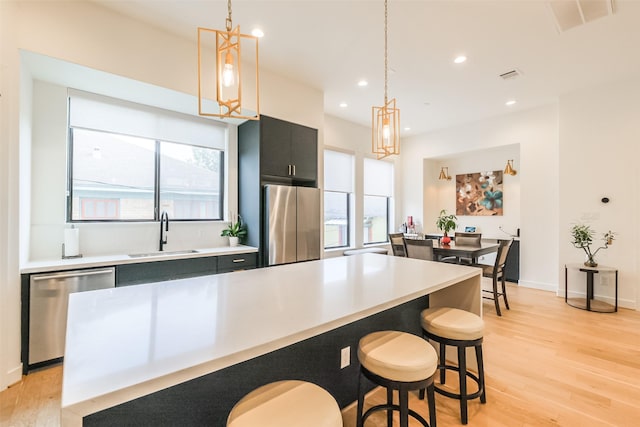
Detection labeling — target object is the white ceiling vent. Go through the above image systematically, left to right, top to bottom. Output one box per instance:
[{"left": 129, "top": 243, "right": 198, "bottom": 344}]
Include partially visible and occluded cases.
[
  {"left": 548, "top": 0, "right": 615, "bottom": 33},
  {"left": 499, "top": 69, "right": 523, "bottom": 80}
]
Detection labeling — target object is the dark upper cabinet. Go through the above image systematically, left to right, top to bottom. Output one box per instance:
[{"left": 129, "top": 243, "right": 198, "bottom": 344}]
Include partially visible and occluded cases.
[
  {"left": 238, "top": 115, "right": 318, "bottom": 267},
  {"left": 259, "top": 116, "right": 317, "bottom": 182}
]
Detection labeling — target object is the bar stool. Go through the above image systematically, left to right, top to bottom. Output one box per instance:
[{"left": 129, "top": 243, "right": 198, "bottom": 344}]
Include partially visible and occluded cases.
[
  {"left": 420, "top": 307, "right": 486, "bottom": 425},
  {"left": 356, "top": 330, "right": 438, "bottom": 427},
  {"left": 227, "top": 380, "right": 343, "bottom": 427}
]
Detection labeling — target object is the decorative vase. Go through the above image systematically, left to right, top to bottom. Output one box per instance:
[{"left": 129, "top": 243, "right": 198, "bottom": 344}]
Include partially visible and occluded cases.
[
  {"left": 441, "top": 233, "right": 451, "bottom": 246},
  {"left": 229, "top": 236, "right": 240, "bottom": 247},
  {"left": 584, "top": 255, "right": 597, "bottom": 268}
]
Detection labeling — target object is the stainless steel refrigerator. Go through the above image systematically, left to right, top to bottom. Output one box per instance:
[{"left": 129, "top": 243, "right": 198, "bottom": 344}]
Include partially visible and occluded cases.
[{"left": 264, "top": 184, "right": 321, "bottom": 266}]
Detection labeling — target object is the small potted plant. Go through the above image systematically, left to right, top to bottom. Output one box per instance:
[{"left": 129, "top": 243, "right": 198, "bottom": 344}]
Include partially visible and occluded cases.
[
  {"left": 436, "top": 209, "right": 457, "bottom": 245},
  {"left": 221, "top": 216, "right": 247, "bottom": 247},
  {"left": 570, "top": 224, "right": 615, "bottom": 267}
]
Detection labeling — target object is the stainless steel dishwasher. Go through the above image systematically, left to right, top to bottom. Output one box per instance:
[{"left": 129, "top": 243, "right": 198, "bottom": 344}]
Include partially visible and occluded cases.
[{"left": 29, "top": 267, "right": 115, "bottom": 366}]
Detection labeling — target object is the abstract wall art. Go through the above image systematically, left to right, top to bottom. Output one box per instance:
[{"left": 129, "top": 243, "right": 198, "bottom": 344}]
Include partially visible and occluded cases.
[{"left": 456, "top": 170, "right": 503, "bottom": 216}]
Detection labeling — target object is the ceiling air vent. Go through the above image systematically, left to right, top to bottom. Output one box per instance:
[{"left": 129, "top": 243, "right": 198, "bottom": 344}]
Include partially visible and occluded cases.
[
  {"left": 548, "top": 0, "right": 614, "bottom": 33},
  {"left": 499, "top": 69, "right": 522, "bottom": 81}
]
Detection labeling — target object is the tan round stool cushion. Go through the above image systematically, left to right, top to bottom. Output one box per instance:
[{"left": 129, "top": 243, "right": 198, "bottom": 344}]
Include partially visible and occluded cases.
[
  {"left": 421, "top": 307, "right": 484, "bottom": 341},
  {"left": 358, "top": 330, "right": 438, "bottom": 382},
  {"left": 227, "top": 380, "right": 342, "bottom": 427}
]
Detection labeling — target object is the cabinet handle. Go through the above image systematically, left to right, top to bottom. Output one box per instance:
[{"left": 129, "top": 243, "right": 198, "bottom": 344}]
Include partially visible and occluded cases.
[
  {"left": 288, "top": 164, "right": 292, "bottom": 175},
  {"left": 292, "top": 165, "right": 296, "bottom": 176},
  {"left": 232, "top": 258, "right": 245, "bottom": 263}
]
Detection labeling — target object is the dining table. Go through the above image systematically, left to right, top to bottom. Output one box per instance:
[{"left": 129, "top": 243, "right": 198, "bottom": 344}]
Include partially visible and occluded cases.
[{"left": 430, "top": 240, "right": 500, "bottom": 264}]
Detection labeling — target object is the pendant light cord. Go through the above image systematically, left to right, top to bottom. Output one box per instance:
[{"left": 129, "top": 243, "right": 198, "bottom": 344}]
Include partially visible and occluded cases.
[
  {"left": 226, "top": 0, "right": 233, "bottom": 31},
  {"left": 384, "top": 0, "right": 388, "bottom": 105}
]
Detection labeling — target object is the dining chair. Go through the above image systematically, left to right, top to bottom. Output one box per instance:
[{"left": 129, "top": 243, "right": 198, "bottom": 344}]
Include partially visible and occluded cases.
[
  {"left": 452, "top": 232, "right": 482, "bottom": 264},
  {"left": 388, "top": 233, "right": 406, "bottom": 257},
  {"left": 403, "top": 237, "right": 434, "bottom": 261},
  {"left": 472, "top": 239, "right": 513, "bottom": 316}
]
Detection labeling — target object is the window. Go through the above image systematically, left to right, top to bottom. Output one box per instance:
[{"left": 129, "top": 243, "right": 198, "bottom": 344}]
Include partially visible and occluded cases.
[
  {"left": 68, "top": 90, "right": 225, "bottom": 221},
  {"left": 324, "top": 150, "right": 354, "bottom": 249},
  {"left": 363, "top": 158, "right": 393, "bottom": 244}
]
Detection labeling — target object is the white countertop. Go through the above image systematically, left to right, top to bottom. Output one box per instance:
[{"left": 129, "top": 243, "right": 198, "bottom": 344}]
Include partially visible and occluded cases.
[
  {"left": 20, "top": 245, "right": 258, "bottom": 274},
  {"left": 61, "top": 254, "right": 481, "bottom": 422}
]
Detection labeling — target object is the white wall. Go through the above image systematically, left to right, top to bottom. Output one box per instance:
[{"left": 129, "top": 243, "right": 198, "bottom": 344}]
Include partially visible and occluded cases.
[
  {"left": 1, "top": 1, "right": 324, "bottom": 389},
  {"left": 558, "top": 75, "right": 640, "bottom": 309},
  {"left": 401, "top": 105, "right": 559, "bottom": 291},
  {"left": 323, "top": 114, "right": 402, "bottom": 256},
  {"left": 421, "top": 144, "right": 520, "bottom": 239}
]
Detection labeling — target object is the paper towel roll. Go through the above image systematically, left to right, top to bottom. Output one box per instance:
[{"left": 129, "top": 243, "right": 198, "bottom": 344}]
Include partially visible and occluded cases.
[{"left": 64, "top": 228, "right": 80, "bottom": 257}]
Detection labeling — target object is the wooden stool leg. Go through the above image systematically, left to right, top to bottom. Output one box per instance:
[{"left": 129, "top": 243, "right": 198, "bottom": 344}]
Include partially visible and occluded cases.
[
  {"left": 439, "top": 343, "right": 447, "bottom": 384},
  {"left": 475, "top": 344, "right": 486, "bottom": 404},
  {"left": 458, "top": 346, "right": 468, "bottom": 425},
  {"left": 356, "top": 372, "right": 365, "bottom": 427},
  {"left": 427, "top": 383, "right": 437, "bottom": 427},
  {"left": 387, "top": 387, "right": 393, "bottom": 427},
  {"left": 399, "top": 388, "right": 409, "bottom": 427}
]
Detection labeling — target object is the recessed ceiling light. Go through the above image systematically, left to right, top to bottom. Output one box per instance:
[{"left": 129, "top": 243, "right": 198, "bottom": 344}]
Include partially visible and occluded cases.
[
  {"left": 251, "top": 28, "right": 264, "bottom": 38},
  {"left": 454, "top": 55, "right": 467, "bottom": 64},
  {"left": 357, "top": 80, "right": 368, "bottom": 87},
  {"left": 505, "top": 100, "right": 517, "bottom": 106},
  {"left": 339, "top": 102, "right": 348, "bottom": 108},
  {"left": 404, "top": 127, "right": 411, "bottom": 131}
]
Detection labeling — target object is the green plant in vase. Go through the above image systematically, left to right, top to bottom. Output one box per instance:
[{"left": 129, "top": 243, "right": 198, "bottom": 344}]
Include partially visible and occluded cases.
[
  {"left": 436, "top": 209, "right": 457, "bottom": 245},
  {"left": 221, "top": 216, "right": 247, "bottom": 247},
  {"left": 570, "top": 224, "right": 615, "bottom": 267}
]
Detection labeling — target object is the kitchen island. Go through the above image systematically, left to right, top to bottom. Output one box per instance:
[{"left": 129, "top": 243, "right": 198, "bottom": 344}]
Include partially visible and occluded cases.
[{"left": 61, "top": 254, "right": 482, "bottom": 426}]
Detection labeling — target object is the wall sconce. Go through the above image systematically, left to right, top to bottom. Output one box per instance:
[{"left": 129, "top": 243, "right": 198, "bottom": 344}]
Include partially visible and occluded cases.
[
  {"left": 504, "top": 159, "right": 517, "bottom": 176},
  {"left": 438, "top": 167, "right": 451, "bottom": 181}
]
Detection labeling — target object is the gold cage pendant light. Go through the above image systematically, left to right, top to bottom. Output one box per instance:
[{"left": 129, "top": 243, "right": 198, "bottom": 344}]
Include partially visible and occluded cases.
[
  {"left": 197, "top": 0, "right": 260, "bottom": 120},
  {"left": 372, "top": 0, "right": 400, "bottom": 159}
]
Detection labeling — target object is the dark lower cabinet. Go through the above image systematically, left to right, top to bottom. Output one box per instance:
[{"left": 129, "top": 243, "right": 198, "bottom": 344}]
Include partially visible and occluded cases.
[
  {"left": 505, "top": 239, "right": 520, "bottom": 282},
  {"left": 217, "top": 253, "right": 258, "bottom": 273},
  {"left": 115, "top": 257, "right": 218, "bottom": 287}
]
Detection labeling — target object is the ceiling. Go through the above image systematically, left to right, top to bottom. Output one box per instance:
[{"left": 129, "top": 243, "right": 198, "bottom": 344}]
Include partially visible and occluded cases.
[{"left": 89, "top": 0, "right": 640, "bottom": 136}]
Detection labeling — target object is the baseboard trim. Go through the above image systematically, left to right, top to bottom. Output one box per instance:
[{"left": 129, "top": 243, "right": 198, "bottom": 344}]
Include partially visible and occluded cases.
[
  {"left": 517, "top": 280, "right": 557, "bottom": 292},
  {"left": 7, "top": 363, "right": 23, "bottom": 387}
]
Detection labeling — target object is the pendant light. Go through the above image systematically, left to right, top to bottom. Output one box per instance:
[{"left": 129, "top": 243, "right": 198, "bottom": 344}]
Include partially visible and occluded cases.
[
  {"left": 197, "top": 0, "right": 260, "bottom": 120},
  {"left": 372, "top": 0, "right": 400, "bottom": 159},
  {"left": 504, "top": 159, "right": 517, "bottom": 176},
  {"left": 438, "top": 167, "right": 452, "bottom": 181}
]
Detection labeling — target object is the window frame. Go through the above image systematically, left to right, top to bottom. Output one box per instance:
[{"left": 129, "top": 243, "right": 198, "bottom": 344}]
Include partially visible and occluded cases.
[
  {"left": 67, "top": 127, "right": 225, "bottom": 223},
  {"left": 323, "top": 190, "right": 351, "bottom": 249},
  {"left": 362, "top": 194, "right": 390, "bottom": 245}
]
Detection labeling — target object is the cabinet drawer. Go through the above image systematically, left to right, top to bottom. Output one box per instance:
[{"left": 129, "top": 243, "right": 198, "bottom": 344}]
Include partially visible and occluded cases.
[{"left": 217, "top": 253, "right": 257, "bottom": 272}]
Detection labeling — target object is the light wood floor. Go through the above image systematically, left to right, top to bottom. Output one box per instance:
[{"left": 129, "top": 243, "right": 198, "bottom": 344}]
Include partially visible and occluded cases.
[{"left": 2, "top": 284, "right": 640, "bottom": 426}]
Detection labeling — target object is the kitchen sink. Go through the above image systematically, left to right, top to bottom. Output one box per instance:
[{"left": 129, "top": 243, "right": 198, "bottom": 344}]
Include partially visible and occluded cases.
[{"left": 128, "top": 249, "right": 199, "bottom": 258}]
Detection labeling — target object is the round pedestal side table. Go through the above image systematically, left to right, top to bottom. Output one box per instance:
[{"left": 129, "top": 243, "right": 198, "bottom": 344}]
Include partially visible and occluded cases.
[{"left": 564, "top": 263, "right": 618, "bottom": 313}]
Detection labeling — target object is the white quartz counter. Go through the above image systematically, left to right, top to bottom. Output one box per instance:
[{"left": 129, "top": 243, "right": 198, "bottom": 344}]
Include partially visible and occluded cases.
[
  {"left": 20, "top": 245, "right": 258, "bottom": 274},
  {"left": 61, "top": 254, "right": 481, "bottom": 425}
]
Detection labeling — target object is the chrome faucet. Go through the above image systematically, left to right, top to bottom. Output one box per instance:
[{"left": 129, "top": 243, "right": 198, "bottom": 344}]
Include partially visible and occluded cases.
[{"left": 159, "top": 211, "right": 169, "bottom": 251}]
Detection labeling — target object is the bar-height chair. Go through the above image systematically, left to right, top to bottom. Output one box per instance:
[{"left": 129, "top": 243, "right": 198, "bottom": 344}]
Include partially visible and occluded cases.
[
  {"left": 438, "top": 232, "right": 482, "bottom": 264},
  {"left": 453, "top": 232, "right": 482, "bottom": 264},
  {"left": 389, "top": 233, "right": 406, "bottom": 257},
  {"left": 403, "top": 238, "right": 434, "bottom": 261},
  {"left": 471, "top": 239, "right": 513, "bottom": 316}
]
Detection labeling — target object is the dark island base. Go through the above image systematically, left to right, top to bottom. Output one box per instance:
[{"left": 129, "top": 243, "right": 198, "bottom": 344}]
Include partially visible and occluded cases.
[{"left": 84, "top": 295, "right": 429, "bottom": 426}]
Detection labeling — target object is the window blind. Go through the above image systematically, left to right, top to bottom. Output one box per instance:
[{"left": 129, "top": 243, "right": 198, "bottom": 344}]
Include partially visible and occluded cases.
[
  {"left": 68, "top": 89, "right": 226, "bottom": 150},
  {"left": 324, "top": 150, "right": 354, "bottom": 193},
  {"left": 364, "top": 158, "right": 394, "bottom": 197}
]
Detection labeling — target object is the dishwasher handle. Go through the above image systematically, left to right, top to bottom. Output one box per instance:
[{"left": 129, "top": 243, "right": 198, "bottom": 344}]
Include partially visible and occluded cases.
[{"left": 30, "top": 268, "right": 115, "bottom": 282}]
